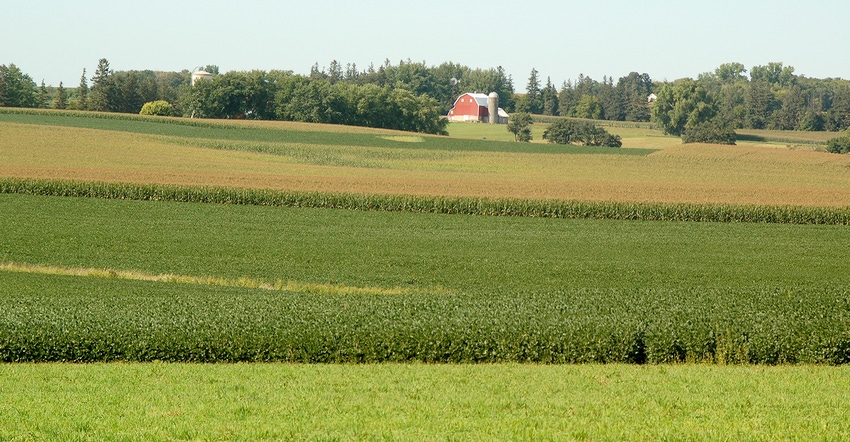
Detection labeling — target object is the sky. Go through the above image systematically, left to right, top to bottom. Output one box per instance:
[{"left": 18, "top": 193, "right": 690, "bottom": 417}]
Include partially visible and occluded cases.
[{"left": 2, "top": 0, "right": 849, "bottom": 91}]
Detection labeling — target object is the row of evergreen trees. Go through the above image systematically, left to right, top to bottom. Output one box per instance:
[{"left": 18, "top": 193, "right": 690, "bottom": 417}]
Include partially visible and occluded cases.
[{"left": 517, "top": 69, "right": 654, "bottom": 123}]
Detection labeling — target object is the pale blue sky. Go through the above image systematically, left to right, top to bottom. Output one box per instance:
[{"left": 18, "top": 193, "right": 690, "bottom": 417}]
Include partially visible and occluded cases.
[{"left": 2, "top": 0, "right": 848, "bottom": 90}]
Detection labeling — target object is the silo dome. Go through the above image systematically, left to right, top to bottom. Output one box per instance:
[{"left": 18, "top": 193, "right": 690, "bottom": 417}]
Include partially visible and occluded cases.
[{"left": 191, "top": 70, "right": 213, "bottom": 86}]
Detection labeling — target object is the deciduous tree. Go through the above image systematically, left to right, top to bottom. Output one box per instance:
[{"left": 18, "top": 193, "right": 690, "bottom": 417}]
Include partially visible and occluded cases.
[
  {"left": 715, "top": 62, "right": 747, "bottom": 83},
  {"left": 750, "top": 62, "right": 796, "bottom": 88},
  {"left": 651, "top": 79, "right": 718, "bottom": 136},
  {"left": 139, "top": 100, "right": 172, "bottom": 116},
  {"left": 507, "top": 112, "right": 533, "bottom": 142},
  {"left": 542, "top": 119, "right": 621, "bottom": 147},
  {"left": 826, "top": 134, "right": 850, "bottom": 154}
]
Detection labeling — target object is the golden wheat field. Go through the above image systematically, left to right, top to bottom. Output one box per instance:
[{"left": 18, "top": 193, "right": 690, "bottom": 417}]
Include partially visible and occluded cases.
[{"left": 2, "top": 120, "right": 850, "bottom": 206}]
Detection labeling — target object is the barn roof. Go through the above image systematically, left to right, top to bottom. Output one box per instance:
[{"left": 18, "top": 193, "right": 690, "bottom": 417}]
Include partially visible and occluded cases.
[{"left": 465, "top": 93, "right": 490, "bottom": 107}]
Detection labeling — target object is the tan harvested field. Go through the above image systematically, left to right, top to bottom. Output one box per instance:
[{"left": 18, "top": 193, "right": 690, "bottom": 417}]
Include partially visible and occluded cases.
[{"left": 3, "top": 121, "right": 850, "bottom": 206}]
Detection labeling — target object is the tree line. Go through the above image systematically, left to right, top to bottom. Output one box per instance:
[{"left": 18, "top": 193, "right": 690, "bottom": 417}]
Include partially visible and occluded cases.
[
  {"left": 1, "top": 59, "right": 520, "bottom": 135},
  {"left": 3, "top": 59, "right": 850, "bottom": 136},
  {"left": 519, "top": 62, "right": 850, "bottom": 133},
  {"left": 188, "top": 69, "right": 448, "bottom": 134}
]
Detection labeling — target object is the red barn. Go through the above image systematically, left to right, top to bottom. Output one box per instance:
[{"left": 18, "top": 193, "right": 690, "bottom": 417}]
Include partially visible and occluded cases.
[{"left": 447, "top": 92, "right": 509, "bottom": 124}]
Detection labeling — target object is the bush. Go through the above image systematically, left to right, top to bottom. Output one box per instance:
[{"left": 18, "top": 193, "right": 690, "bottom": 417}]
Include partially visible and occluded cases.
[
  {"left": 139, "top": 100, "right": 173, "bottom": 117},
  {"left": 682, "top": 118, "right": 737, "bottom": 145},
  {"left": 542, "top": 119, "right": 621, "bottom": 147},
  {"left": 826, "top": 135, "right": 850, "bottom": 154}
]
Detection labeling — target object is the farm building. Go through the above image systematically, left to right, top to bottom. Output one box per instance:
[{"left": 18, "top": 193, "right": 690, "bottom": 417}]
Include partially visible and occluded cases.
[
  {"left": 191, "top": 70, "right": 213, "bottom": 86},
  {"left": 447, "top": 92, "right": 509, "bottom": 124}
]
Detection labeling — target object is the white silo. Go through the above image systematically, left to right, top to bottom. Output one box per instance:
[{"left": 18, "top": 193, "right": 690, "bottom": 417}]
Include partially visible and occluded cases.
[
  {"left": 191, "top": 70, "right": 213, "bottom": 86},
  {"left": 488, "top": 92, "right": 499, "bottom": 124}
]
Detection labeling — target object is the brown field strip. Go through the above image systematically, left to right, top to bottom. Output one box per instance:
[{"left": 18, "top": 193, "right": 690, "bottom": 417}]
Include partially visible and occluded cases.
[
  {"left": 3, "top": 122, "right": 850, "bottom": 206},
  {"left": 0, "top": 262, "right": 427, "bottom": 295}
]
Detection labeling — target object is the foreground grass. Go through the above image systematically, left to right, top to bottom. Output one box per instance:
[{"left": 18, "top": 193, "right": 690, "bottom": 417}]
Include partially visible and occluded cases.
[{"left": 1, "top": 363, "right": 848, "bottom": 440}]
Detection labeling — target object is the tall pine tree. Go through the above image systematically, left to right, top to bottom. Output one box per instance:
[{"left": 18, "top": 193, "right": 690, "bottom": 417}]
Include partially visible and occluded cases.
[
  {"left": 89, "top": 58, "right": 113, "bottom": 111},
  {"left": 78, "top": 68, "right": 88, "bottom": 110},
  {"left": 525, "top": 68, "right": 542, "bottom": 114},
  {"left": 541, "top": 77, "right": 559, "bottom": 116},
  {"left": 38, "top": 79, "right": 48, "bottom": 108},
  {"left": 54, "top": 81, "right": 66, "bottom": 109}
]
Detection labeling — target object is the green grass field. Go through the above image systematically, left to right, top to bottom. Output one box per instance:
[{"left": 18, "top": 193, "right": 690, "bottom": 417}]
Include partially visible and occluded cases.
[
  {"left": 2, "top": 109, "right": 850, "bottom": 439},
  {"left": 2, "top": 363, "right": 849, "bottom": 441}
]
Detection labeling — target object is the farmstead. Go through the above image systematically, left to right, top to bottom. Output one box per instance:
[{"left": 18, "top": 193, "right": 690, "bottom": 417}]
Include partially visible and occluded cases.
[{"left": 447, "top": 92, "right": 509, "bottom": 124}]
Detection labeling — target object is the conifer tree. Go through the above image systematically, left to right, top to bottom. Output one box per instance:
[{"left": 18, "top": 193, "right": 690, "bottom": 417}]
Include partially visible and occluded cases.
[
  {"left": 89, "top": 58, "right": 113, "bottom": 111},
  {"left": 525, "top": 68, "right": 542, "bottom": 114},
  {"left": 78, "top": 69, "right": 88, "bottom": 110},
  {"left": 38, "top": 79, "right": 48, "bottom": 108},
  {"left": 54, "top": 82, "right": 66, "bottom": 109}
]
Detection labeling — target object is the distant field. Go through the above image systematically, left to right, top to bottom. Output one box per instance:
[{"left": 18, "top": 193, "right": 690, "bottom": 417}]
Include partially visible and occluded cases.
[
  {"left": 3, "top": 110, "right": 850, "bottom": 206},
  {"left": 449, "top": 117, "right": 845, "bottom": 149},
  {"left": 447, "top": 120, "right": 681, "bottom": 149},
  {"left": 447, "top": 121, "right": 549, "bottom": 142},
  {"left": 737, "top": 128, "right": 841, "bottom": 146}
]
